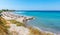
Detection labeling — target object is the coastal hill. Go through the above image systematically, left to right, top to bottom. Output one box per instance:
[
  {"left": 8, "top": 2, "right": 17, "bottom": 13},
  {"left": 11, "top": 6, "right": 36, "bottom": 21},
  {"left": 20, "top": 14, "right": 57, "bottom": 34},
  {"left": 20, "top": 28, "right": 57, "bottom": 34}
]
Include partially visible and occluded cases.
[
  {"left": 0, "top": 11, "right": 55, "bottom": 35},
  {"left": 0, "top": 17, "right": 54, "bottom": 35}
]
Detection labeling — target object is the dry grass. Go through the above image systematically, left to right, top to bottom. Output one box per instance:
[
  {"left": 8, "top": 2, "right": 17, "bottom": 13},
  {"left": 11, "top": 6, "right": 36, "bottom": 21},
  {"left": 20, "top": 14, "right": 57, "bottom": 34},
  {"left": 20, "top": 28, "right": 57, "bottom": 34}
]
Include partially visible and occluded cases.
[
  {"left": 0, "top": 17, "right": 9, "bottom": 35},
  {"left": 9, "top": 20, "right": 25, "bottom": 26},
  {"left": 29, "top": 27, "right": 54, "bottom": 35}
]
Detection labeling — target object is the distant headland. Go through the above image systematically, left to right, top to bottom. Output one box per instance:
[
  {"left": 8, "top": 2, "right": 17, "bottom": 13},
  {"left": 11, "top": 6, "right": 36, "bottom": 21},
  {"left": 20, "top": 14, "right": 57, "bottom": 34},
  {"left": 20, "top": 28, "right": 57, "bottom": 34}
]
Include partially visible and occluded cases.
[{"left": 0, "top": 9, "right": 15, "bottom": 12}]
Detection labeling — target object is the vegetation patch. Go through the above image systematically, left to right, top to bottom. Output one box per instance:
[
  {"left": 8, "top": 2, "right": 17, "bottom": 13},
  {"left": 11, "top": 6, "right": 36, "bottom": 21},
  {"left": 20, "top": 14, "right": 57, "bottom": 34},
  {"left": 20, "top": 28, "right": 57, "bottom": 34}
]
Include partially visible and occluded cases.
[
  {"left": 0, "top": 17, "right": 9, "bottom": 35},
  {"left": 9, "top": 20, "right": 25, "bottom": 26}
]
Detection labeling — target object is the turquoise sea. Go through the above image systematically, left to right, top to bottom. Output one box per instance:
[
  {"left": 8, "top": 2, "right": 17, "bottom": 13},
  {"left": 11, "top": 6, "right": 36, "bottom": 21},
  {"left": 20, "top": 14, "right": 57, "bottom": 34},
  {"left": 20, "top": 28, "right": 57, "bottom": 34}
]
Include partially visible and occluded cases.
[{"left": 13, "top": 11, "right": 60, "bottom": 33}]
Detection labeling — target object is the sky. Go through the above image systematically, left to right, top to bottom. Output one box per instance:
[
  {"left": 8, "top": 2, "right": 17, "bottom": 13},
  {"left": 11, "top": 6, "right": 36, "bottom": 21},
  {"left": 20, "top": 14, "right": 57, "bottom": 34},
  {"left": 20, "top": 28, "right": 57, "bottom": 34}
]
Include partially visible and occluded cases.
[{"left": 0, "top": 0, "right": 60, "bottom": 10}]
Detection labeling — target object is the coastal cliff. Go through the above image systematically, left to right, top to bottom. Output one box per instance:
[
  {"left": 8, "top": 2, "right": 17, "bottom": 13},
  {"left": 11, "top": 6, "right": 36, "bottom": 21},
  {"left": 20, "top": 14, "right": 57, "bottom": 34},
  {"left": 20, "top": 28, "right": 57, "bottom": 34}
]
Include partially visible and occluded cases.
[
  {"left": 0, "top": 12, "right": 56, "bottom": 35},
  {"left": 0, "top": 17, "right": 55, "bottom": 35}
]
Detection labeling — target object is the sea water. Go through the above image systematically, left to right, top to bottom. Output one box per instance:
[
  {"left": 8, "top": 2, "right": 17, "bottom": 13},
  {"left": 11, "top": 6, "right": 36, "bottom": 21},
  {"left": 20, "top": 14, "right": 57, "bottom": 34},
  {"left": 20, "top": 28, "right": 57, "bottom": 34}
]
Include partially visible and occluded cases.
[{"left": 13, "top": 11, "right": 60, "bottom": 33}]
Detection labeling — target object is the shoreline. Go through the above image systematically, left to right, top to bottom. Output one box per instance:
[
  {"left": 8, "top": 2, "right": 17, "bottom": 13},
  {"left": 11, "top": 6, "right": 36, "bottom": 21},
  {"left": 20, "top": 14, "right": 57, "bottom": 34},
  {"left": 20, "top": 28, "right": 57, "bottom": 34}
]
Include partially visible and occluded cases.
[
  {"left": 1, "top": 12, "right": 59, "bottom": 35},
  {"left": 32, "top": 26, "right": 57, "bottom": 35}
]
